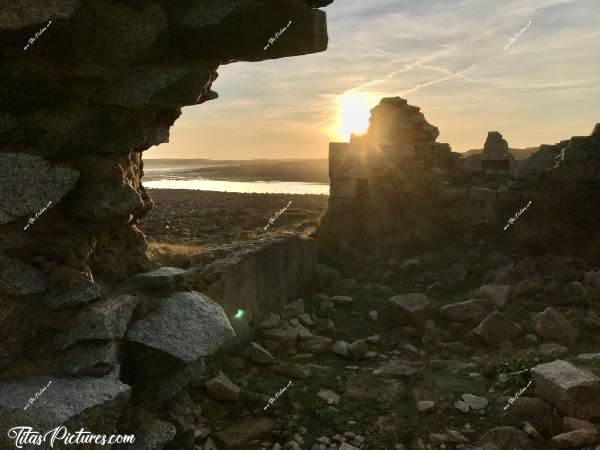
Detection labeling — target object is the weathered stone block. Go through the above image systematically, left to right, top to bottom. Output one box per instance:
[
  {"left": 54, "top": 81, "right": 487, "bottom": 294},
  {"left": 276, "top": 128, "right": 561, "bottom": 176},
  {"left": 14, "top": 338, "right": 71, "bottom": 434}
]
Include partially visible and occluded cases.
[
  {"left": 126, "top": 291, "right": 234, "bottom": 362},
  {"left": 530, "top": 360, "right": 600, "bottom": 419}
]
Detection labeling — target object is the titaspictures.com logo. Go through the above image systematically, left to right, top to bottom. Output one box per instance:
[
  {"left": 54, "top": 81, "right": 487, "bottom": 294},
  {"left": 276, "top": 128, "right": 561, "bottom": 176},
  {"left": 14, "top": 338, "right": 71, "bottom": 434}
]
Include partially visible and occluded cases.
[{"left": 7, "top": 426, "right": 135, "bottom": 448}]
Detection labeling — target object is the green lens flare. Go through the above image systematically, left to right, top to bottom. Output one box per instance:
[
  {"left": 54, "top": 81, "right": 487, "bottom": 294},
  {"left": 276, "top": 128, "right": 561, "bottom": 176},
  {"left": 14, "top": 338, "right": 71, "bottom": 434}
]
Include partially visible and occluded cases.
[{"left": 234, "top": 309, "right": 245, "bottom": 319}]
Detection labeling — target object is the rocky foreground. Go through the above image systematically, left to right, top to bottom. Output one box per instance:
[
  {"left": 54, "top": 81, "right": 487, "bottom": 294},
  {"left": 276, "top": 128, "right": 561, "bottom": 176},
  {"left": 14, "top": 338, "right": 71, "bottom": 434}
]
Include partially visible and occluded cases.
[{"left": 139, "top": 213, "right": 600, "bottom": 450}]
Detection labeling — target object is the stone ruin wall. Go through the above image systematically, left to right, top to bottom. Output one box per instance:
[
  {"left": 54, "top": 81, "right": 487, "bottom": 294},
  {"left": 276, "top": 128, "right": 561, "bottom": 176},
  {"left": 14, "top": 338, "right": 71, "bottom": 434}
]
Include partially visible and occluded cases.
[{"left": 318, "top": 96, "right": 600, "bottom": 256}]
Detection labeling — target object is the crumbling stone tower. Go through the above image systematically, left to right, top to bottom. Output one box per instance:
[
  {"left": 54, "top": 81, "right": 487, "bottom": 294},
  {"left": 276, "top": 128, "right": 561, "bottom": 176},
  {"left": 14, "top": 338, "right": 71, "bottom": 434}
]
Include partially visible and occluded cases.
[{"left": 319, "top": 97, "right": 455, "bottom": 252}]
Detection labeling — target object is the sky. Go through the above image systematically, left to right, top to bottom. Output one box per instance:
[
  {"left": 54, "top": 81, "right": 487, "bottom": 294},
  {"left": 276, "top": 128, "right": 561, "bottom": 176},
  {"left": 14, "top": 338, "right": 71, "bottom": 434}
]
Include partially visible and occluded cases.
[{"left": 145, "top": 0, "right": 600, "bottom": 160}]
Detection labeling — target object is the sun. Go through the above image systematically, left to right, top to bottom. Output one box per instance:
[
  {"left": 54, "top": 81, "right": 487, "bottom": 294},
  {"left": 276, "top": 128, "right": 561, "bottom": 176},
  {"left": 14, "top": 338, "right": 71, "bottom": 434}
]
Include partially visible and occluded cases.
[{"left": 332, "top": 91, "right": 375, "bottom": 141}]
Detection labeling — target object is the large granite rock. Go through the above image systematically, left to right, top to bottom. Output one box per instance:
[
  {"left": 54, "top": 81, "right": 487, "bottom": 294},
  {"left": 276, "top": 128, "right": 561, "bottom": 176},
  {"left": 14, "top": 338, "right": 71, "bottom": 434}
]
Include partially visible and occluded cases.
[
  {"left": 0, "top": 153, "right": 79, "bottom": 226},
  {"left": 126, "top": 291, "right": 234, "bottom": 362},
  {"left": 55, "top": 295, "right": 139, "bottom": 350},
  {"left": 530, "top": 360, "right": 600, "bottom": 419},
  {"left": 0, "top": 375, "right": 131, "bottom": 448}
]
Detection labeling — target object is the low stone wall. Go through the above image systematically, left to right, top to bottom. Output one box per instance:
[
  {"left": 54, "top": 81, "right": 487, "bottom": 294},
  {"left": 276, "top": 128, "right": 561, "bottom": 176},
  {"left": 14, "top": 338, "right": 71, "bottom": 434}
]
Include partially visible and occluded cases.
[{"left": 184, "top": 233, "right": 317, "bottom": 340}]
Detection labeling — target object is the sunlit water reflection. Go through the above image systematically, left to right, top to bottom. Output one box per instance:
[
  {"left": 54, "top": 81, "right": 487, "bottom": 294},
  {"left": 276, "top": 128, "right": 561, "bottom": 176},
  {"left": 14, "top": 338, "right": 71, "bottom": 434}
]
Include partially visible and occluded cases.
[{"left": 144, "top": 179, "right": 330, "bottom": 195}]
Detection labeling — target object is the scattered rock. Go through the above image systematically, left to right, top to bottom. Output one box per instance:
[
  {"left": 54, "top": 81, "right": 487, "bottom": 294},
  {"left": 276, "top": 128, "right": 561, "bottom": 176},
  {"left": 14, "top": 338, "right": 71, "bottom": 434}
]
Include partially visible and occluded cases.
[
  {"left": 399, "top": 258, "right": 421, "bottom": 272},
  {"left": 475, "top": 284, "right": 511, "bottom": 309},
  {"left": 389, "top": 293, "right": 433, "bottom": 327},
  {"left": 330, "top": 295, "right": 353, "bottom": 305},
  {"left": 438, "top": 298, "right": 493, "bottom": 322},
  {"left": 282, "top": 299, "right": 305, "bottom": 319},
  {"left": 533, "top": 307, "right": 578, "bottom": 346},
  {"left": 368, "top": 310, "right": 378, "bottom": 320},
  {"left": 472, "top": 311, "right": 522, "bottom": 346},
  {"left": 258, "top": 313, "right": 281, "bottom": 329},
  {"left": 297, "top": 313, "right": 314, "bottom": 327},
  {"left": 314, "top": 318, "right": 337, "bottom": 340},
  {"left": 366, "top": 334, "right": 380, "bottom": 344},
  {"left": 299, "top": 336, "right": 333, "bottom": 353},
  {"left": 348, "top": 339, "right": 368, "bottom": 360},
  {"left": 250, "top": 341, "right": 274, "bottom": 364},
  {"left": 332, "top": 341, "right": 350, "bottom": 357},
  {"left": 539, "top": 342, "right": 568, "bottom": 357},
  {"left": 577, "top": 353, "right": 600, "bottom": 360},
  {"left": 530, "top": 359, "right": 600, "bottom": 419},
  {"left": 376, "top": 360, "right": 420, "bottom": 377},
  {"left": 275, "top": 364, "right": 311, "bottom": 380},
  {"left": 205, "top": 371, "right": 240, "bottom": 402},
  {"left": 317, "top": 389, "right": 340, "bottom": 405},
  {"left": 462, "top": 394, "right": 489, "bottom": 411},
  {"left": 507, "top": 397, "right": 553, "bottom": 436},
  {"left": 417, "top": 400, "right": 436, "bottom": 412},
  {"left": 454, "top": 400, "right": 470, "bottom": 413},
  {"left": 563, "top": 417, "right": 598, "bottom": 433},
  {"left": 521, "top": 421, "right": 543, "bottom": 442},
  {"left": 550, "top": 429, "right": 598, "bottom": 449},
  {"left": 284, "top": 441, "right": 302, "bottom": 450}
]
